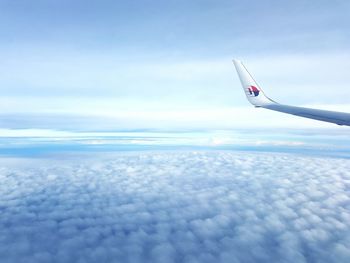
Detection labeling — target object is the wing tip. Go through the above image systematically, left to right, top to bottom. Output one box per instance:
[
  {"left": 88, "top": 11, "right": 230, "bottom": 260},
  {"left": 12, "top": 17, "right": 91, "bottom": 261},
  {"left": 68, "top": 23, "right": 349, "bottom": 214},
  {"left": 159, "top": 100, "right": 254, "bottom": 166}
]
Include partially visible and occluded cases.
[
  {"left": 232, "top": 58, "right": 275, "bottom": 107},
  {"left": 232, "top": 59, "right": 242, "bottom": 65}
]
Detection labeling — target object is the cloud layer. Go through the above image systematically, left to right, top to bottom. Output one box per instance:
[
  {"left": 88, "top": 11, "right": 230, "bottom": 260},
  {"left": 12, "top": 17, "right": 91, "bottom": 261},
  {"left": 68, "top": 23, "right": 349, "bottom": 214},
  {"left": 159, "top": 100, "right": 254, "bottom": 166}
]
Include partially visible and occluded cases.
[{"left": 0, "top": 151, "right": 349, "bottom": 262}]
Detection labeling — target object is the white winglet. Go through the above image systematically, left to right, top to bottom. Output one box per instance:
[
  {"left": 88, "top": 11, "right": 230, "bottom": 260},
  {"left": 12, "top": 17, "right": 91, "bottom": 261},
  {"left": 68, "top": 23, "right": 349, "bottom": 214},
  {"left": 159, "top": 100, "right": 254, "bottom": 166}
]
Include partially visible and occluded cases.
[
  {"left": 232, "top": 59, "right": 274, "bottom": 107},
  {"left": 232, "top": 59, "right": 350, "bottom": 126}
]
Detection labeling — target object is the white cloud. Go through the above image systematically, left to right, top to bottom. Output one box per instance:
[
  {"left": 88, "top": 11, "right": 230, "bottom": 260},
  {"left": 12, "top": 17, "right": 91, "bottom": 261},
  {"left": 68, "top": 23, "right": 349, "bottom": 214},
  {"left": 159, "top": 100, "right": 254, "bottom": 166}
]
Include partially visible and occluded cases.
[{"left": 0, "top": 151, "right": 349, "bottom": 262}]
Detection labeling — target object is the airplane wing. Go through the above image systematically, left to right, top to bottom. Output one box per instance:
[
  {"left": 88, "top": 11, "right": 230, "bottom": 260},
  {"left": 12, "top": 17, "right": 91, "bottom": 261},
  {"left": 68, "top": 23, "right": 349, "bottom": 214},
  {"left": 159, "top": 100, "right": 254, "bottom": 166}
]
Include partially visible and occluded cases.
[{"left": 232, "top": 59, "right": 350, "bottom": 126}]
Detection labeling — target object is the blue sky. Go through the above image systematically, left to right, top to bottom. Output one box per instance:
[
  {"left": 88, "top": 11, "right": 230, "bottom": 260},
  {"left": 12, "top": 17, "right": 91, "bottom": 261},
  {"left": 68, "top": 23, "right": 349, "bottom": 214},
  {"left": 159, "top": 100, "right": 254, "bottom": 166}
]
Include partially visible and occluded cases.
[{"left": 0, "top": 0, "right": 350, "bottom": 130}]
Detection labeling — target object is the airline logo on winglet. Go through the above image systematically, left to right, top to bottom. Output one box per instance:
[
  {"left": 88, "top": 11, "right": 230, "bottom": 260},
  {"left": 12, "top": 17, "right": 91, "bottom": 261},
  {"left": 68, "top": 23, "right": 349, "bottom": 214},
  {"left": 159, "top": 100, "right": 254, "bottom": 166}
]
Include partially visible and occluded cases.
[{"left": 247, "top": 85, "right": 260, "bottom": 97}]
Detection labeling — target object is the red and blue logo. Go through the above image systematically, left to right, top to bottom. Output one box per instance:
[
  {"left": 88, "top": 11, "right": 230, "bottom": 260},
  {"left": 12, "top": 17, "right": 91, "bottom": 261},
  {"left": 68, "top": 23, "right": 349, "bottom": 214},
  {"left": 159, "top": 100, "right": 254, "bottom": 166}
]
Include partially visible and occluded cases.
[{"left": 247, "top": 86, "right": 260, "bottom": 97}]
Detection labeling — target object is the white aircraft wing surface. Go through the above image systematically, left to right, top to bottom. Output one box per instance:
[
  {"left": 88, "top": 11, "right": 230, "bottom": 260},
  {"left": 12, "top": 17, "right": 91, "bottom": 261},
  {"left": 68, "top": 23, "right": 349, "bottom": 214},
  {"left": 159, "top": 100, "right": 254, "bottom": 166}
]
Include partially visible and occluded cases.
[{"left": 232, "top": 59, "right": 350, "bottom": 126}]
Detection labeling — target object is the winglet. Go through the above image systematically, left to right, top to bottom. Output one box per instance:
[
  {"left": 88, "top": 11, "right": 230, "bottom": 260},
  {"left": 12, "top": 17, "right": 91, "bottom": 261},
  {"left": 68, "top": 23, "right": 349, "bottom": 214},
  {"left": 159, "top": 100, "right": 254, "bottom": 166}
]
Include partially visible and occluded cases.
[{"left": 232, "top": 59, "right": 274, "bottom": 107}]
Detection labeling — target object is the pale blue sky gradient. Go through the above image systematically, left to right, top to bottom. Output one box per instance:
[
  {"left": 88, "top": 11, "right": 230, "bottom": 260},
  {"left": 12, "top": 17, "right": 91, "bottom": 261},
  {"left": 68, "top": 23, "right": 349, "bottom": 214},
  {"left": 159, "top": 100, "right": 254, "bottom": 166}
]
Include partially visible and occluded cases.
[{"left": 0, "top": 0, "right": 350, "bottom": 130}]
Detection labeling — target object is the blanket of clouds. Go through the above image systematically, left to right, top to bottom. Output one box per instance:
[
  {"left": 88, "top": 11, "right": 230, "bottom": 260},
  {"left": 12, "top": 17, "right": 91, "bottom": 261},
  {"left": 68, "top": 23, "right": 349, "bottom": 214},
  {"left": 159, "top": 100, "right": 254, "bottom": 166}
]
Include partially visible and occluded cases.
[{"left": 0, "top": 151, "right": 349, "bottom": 263}]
